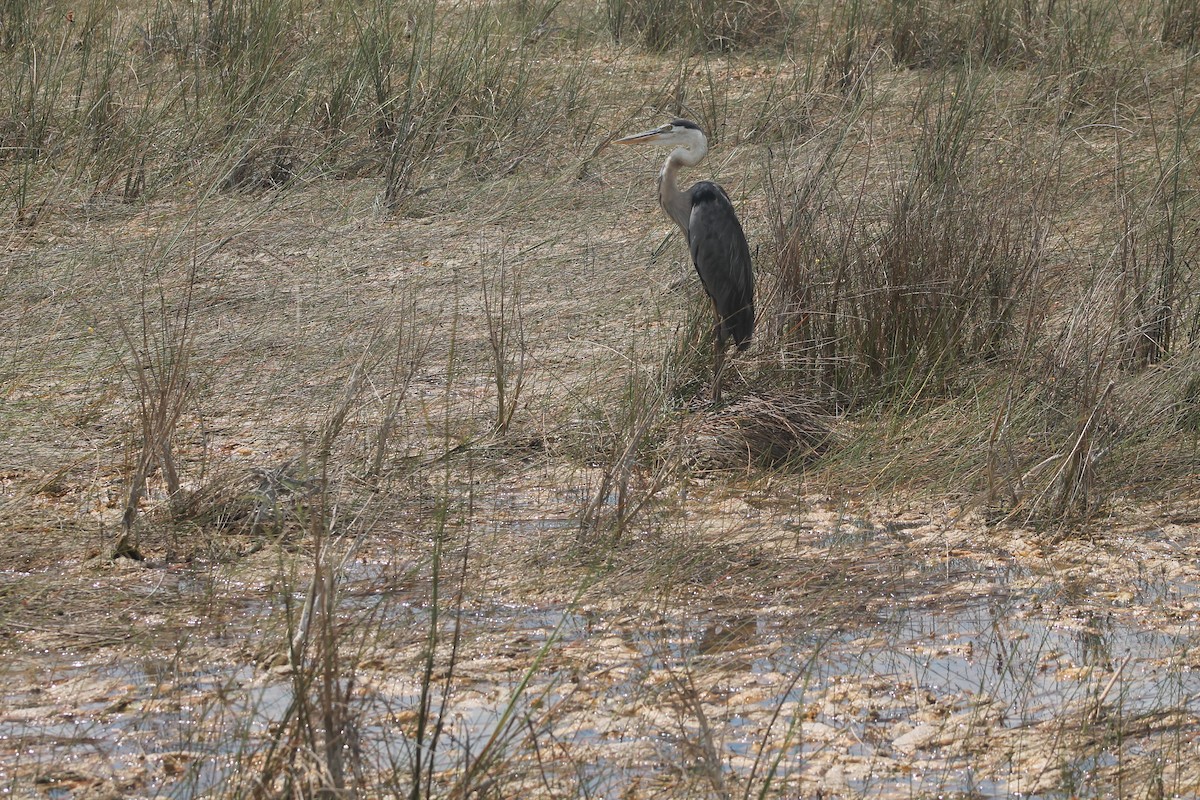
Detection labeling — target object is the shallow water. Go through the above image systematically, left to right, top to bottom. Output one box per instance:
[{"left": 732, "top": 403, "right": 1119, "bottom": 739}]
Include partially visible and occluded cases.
[{"left": 4, "top": 542, "right": 1195, "bottom": 797}]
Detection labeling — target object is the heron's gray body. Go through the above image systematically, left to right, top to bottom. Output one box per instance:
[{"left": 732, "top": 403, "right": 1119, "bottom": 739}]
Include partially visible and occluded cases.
[{"left": 682, "top": 181, "right": 754, "bottom": 349}]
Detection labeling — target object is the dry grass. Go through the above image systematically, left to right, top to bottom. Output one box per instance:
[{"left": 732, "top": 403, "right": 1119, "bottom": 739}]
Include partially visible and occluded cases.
[
  {"left": 2, "top": 0, "right": 1200, "bottom": 797},
  {"left": 677, "top": 390, "right": 837, "bottom": 470}
]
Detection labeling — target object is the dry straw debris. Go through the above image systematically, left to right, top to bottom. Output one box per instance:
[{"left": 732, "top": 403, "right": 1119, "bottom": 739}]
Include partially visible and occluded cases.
[{"left": 678, "top": 390, "right": 837, "bottom": 470}]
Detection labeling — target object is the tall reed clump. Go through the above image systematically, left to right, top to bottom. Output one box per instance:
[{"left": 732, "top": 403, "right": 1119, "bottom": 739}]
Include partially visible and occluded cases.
[
  {"left": 0, "top": 0, "right": 600, "bottom": 220},
  {"left": 0, "top": 0, "right": 306, "bottom": 213},
  {"left": 2, "top": 0, "right": 79, "bottom": 219},
  {"left": 605, "top": 0, "right": 791, "bottom": 52},
  {"left": 819, "top": 0, "right": 1135, "bottom": 127},
  {"left": 877, "top": 0, "right": 1126, "bottom": 72},
  {"left": 379, "top": 2, "right": 589, "bottom": 208},
  {"left": 757, "top": 43, "right": 1199, "bottom": 518},
  {"left": 769, "top": 69, "right": 1048, "bottom": 408},
  {"left": 1022, "top": 81, "right": 1200, "bottom": 517},
  {"left": 97, "top": 246, "right": 200, "bottom": 559},
  {"left": 480, "top": 248, "right": 528, "bottom": 435},
  {"left": 367, "top": 292, "right": 433, "bottom": 483},
  {"left": 227, "top": 320, "right": 471, "bottom": 798},
  {"left": 574, "top": 332, "right": 683, "bottom": 542},
  {"left": 232, "top": 364, "right": 389, "bottom": 797},
  {"left": 248, "top": 484, "right": 366, "bottom": 798}
]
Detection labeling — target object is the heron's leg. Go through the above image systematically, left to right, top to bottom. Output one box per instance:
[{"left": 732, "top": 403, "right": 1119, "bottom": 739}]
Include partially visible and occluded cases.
[{"left": 712, "top": 337, "right": 727, "bottom": 404}]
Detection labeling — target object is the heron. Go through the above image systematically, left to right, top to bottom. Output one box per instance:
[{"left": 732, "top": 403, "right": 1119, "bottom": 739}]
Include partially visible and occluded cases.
[{"left": 614, "top": 119, "right": 754, "bottom": 404}]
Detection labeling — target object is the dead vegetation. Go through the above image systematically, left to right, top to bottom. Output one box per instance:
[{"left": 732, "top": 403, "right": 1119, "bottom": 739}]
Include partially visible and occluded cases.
[
  {"left": 2, "top": 0, "right": 1200, "bottom": 797},
  {"left": 678, "top": 390, "right": 837, "bottom": 470}
]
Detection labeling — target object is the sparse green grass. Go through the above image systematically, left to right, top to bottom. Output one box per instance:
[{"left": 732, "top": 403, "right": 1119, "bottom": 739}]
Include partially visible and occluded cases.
[{"left": 2, "top": 0, "right": 1199, "bottom": 797}]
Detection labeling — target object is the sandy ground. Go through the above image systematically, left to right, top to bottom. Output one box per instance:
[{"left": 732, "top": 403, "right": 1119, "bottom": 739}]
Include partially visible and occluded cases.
[{"left": 3, "top": 104, "right": 1200, "bottom": 798}]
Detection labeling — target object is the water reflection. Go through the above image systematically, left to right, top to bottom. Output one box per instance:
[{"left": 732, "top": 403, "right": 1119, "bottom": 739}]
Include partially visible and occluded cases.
[{"left": 4, "top": 542, "right": 1199, "bottom": 798}]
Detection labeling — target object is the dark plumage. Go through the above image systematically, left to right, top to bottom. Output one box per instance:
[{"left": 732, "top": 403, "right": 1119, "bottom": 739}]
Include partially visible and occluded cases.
[{"left": 687, "top": 181, "right": 754, "bottom": 350}]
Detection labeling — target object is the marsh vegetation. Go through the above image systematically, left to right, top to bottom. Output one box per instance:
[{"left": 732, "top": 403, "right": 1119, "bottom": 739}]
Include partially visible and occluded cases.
[{"left": 2, "top": 0, "right": 1200, "bottom": 796}]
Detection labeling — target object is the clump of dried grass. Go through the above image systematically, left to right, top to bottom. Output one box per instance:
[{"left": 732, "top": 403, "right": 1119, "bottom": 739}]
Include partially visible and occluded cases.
[
  {"left": 677, "top": 390, "right": 836, "bottom": 471},
  {"left": 151, "top": 460, "right": 321, "bottom": 548}
]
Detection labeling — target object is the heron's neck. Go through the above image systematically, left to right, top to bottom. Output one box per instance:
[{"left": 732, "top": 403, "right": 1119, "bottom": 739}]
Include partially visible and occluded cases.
[{"left": 658, "top": 147, "right": 704, "bottom": 238}]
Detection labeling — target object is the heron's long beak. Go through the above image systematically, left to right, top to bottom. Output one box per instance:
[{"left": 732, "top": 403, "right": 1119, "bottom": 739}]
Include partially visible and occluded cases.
[{"left": 613, "top": 124, "right": 671, "bottom": 145}]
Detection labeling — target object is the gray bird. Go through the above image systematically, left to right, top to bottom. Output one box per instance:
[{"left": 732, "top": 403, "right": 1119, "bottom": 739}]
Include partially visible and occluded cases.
[{"left": 614, "top": 119, "right": 754, "bottom": 403}]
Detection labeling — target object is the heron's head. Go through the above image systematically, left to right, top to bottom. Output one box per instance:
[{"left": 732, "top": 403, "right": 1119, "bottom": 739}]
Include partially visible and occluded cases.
[{"left": 614, "top": 119, "right": 708, "bottom": 155}]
